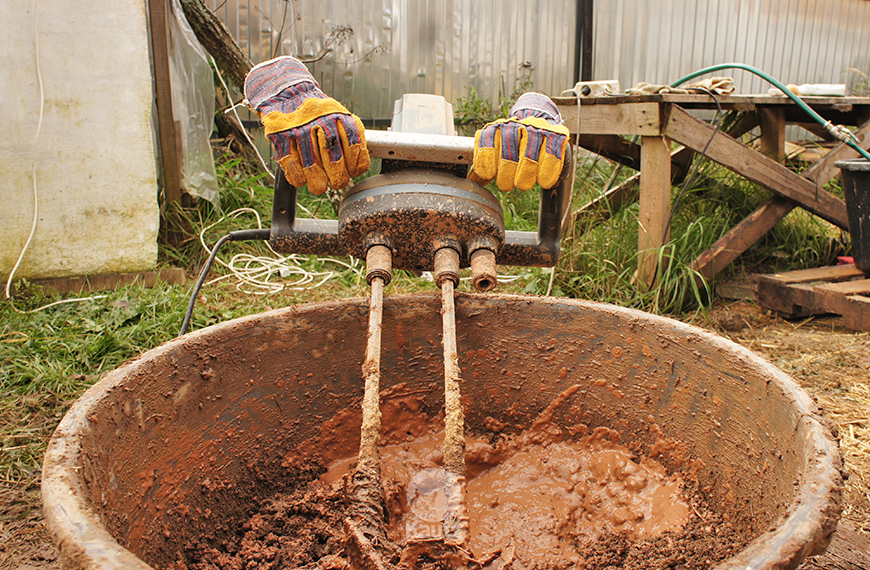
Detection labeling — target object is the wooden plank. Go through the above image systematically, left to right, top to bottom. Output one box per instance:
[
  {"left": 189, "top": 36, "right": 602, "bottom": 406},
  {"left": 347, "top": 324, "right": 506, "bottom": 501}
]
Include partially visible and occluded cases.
[
  {"left": 149, "top": 0, "right": 183, "bottom": 205},
  {"left": 554, "top": 94, "right": 870, "bottom": 106},
  {"left": 558, "top": 102, "right": 661, "bottom": 136},
  {"left": 662, "top": 104, "right": 849, "bottom": 229},
  {"left": 759, "top": 107, "right": 786, "bottom": 161},
  {"left": 691, "top": 119, "right": 870, "bottom": 279},
  {"left": 803, "top": 119, "right": 870, "bottom": 189},
  {"left": 575, "top": 134, "right": 640, "bottom": 169},
  {"left": 636, "top": 135, "right": 671, "bottom": 288},
  {"left": 694, "top": 197, "right": 796, "bottom": 281},
  {"left": 756, "top": 264, "right": 870, "bottom": 323},
  {"left": 764, "top": 264, "right": 866, "bottom": 284},
  {"left": 18, "top": 269, "right": 187, "bottom": 297},
  {"left": 756, "top": 278, "right": 815, "bottom": 318},
  {"left": 815, "top": 278, "right": 870, "bottom": 295},
  {"left": 819, "top": 286, "right": 870, "bottom": 319},
  {"left": 843, "top": 295, "right": 870, "bottom": 333}
]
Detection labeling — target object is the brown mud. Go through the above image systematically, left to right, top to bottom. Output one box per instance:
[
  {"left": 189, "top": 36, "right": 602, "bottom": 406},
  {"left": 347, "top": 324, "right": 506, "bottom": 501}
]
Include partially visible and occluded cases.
[{"left": 168, "top": 420, "right": 746, "bottom": 570}]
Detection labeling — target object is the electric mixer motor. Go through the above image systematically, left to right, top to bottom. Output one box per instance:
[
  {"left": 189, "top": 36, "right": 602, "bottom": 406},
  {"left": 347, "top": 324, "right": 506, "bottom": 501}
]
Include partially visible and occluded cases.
[{"left": 267, "top": 92, "right": 572, "bottom": 287}]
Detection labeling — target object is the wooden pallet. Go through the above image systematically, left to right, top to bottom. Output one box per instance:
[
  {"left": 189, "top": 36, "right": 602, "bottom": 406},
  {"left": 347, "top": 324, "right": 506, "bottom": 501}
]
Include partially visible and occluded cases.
[{"left": 756, "top": 264, "right": 870, "bottom": 332}]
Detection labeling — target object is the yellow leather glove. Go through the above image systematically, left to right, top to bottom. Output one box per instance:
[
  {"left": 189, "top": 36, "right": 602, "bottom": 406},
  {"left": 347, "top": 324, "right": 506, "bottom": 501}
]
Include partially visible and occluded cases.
[
  {"left": 244, "top": 56, "right": 370, "bottom": 195},
  {"left": 469, "top": 93, "right": 569, "bottom": 191}
]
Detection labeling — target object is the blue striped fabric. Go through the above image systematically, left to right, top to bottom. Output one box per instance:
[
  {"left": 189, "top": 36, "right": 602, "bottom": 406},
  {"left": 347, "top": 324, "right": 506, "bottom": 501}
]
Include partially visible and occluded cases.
[
  {"left": 244, "top": 56, "right": 319, "bottom": 111},
  {"left": 245, "top": 56, "right": 364, "bottom": 170},
  {"left": 477, "top": 92, "right": 566, "bottom": 162},
  {"left": 510, "top": 92, "right": 563, "bottom": 123},
  {"left": 268, "top": 114, "right": 362, "bottom": 168}
]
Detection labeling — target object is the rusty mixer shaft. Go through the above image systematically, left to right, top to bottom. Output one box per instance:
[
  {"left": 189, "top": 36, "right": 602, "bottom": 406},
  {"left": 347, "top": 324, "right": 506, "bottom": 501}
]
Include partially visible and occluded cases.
[
  {"left": 358, "top": 244, "right": 392, "bottom": 470},
  {"left": 345, "top": 245, "right": 396, "bottom": 569},
  {"left": 347, "top": 245, "right": 480, "bottom": 570},
  {"left": 434, "top": 247, "right": 471, "bottom": 547}
]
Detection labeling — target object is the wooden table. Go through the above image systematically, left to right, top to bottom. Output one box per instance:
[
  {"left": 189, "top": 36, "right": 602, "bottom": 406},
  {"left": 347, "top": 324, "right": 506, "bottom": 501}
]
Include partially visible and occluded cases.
[{"left": 554, "top": 94, "right": 870, "bottom": 287}]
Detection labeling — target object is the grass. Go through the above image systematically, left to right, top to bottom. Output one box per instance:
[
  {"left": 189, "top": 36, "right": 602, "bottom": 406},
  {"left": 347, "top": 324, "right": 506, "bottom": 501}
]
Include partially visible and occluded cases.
[{"left": 0, "top": 139, "right": 851, "bottom": 490}]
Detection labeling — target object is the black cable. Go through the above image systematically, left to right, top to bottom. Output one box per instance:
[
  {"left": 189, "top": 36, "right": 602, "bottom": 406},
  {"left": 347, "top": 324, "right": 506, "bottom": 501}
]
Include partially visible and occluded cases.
[
  {"left": 664, "top": 87, "right": 724, "bottom": 240},
  {"left": 179, "top": 229, "right": 271, "bottom": 337}
]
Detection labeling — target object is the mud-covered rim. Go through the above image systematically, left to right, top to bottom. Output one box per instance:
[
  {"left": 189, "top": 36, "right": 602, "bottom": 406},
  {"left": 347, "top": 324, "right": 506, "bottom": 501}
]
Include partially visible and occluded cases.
[{"left": 41, "top": 293, "right": 842, "bottom": 570}]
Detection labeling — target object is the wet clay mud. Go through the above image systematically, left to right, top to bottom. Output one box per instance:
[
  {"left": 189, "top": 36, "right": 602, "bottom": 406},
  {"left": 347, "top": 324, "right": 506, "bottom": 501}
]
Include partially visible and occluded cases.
[{"left": 168, "top": 396, "right": 744, "bottom": 570}]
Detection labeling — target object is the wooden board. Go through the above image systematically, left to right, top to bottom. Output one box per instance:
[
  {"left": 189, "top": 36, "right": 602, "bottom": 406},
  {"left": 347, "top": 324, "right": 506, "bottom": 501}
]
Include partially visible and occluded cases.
[
  {"left": 149, "top": 0, "right": 183, "bottom": 204},
  {"left": 554, "top": 93, "right": 870, "bottom": 110},
  {"left": 558, "top": 102, "right": 661, "bottom": 136},
  {"left": 661, "top": 104, "right": 849, "bottom": 230},
  {"left": 759, "top": 107, "right": 786, "bottom": 160},
  {"left": 574, "top": 112, "right": 760, "bottom": 224},
  {"left": 635, "top": 135, "right": 671, "bottom": 288},
  {"left": 693, "top": 197, "right": 796, "bottom": 281},
  {"left": 756, "top": 264, "right": 870, "bottom": 331},
  {"left": 760, "top": 264, "right": 865, "bottom": 284},
  {"left": 15, "top": 268, "right": 187, "bottom": 297}
]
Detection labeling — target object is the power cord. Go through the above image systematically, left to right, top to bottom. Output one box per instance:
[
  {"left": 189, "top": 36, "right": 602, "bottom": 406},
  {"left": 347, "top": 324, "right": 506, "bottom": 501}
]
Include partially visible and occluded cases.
[
  {"left": 664, "top": 87, "right": 724, "bottom": 239},
  {"left": 179, "top": 228, "right": 270, "bottom": 336}
]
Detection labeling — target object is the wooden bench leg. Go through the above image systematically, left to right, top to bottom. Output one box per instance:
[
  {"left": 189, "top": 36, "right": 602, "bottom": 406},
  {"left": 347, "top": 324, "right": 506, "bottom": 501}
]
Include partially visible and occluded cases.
[
  {"left": 759, "top": 107, "right": 786, "bottom": 161},
  {"left": 636, "top": 135, "right": 671, "bottom": 289}
]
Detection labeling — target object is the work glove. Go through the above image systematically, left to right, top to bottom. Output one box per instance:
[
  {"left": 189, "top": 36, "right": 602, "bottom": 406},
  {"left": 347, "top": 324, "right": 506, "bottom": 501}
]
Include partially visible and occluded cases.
[
  {"left": 244, "top": 56, "right": 370, "bottom": 195},
  {"left": 626, "top": 77, "right": 735, "bottom": 95},
  {"left": 469, "top": 92, "right": 570, "bottom": 191}
]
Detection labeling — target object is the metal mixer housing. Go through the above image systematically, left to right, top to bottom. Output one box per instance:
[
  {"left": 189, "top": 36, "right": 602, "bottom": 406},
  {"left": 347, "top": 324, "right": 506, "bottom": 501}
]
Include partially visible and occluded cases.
[{"left": 268, "top": 93, "right": 571, "bottom": 280}]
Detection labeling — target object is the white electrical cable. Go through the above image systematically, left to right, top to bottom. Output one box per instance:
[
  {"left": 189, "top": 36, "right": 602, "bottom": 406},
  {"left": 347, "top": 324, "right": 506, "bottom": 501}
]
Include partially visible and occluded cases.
[
  {"left": 4, "top": 0, "right": 44, "bottom": 303},
  {"left": 208, "top": 59, "right": 368, "bottom": 295},
  {"left": 198, "top": 208, "right": 362, "bottom": 295}
]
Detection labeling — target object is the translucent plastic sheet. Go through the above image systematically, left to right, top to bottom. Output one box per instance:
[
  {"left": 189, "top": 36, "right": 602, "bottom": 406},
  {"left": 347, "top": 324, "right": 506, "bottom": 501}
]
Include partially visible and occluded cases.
[{"left": 169, "top": 0, "right": 219, "bottom": 208}]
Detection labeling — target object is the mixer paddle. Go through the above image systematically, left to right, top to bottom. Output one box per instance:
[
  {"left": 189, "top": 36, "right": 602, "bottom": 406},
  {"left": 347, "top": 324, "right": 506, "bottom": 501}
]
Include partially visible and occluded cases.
[
  {"left": 345, "top": 245, "right": 399, "bottom": 570},
  {"left": 395, "top": 248, "right": 481, "bottom": 568},
  {"left": 436, "top": 261, "right": 470, "bottom": 545}
]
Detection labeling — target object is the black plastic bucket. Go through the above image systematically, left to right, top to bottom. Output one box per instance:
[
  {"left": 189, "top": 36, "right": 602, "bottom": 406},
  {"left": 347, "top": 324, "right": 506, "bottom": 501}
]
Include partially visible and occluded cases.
[{"left": 836, "top": 158, "right": 870, "bottom": 272}]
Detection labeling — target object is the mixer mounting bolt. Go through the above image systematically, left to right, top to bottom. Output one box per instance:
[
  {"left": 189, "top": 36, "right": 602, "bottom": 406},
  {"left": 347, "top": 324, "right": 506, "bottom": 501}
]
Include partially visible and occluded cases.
[
  {"left": 365, "top": 244, "right": 393, "bottom": 286},
  {"left": 433, "top": 247, "right": 460, "bottom": 288},
  {"left": 470, "top": 249, "right": 498, "bottom": 292}
]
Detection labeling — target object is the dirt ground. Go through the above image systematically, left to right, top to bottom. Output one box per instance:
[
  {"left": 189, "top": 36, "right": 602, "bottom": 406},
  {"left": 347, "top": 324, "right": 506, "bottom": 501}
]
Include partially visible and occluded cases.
[{"left": 2, "top": 300, "right": 868, "bottom": 570}]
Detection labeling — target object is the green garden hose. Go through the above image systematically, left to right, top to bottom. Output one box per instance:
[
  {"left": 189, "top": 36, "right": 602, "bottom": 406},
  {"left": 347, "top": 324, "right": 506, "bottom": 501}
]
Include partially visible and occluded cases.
[{"left": 671, "top": 63, "right": 870, "bottom": 161}]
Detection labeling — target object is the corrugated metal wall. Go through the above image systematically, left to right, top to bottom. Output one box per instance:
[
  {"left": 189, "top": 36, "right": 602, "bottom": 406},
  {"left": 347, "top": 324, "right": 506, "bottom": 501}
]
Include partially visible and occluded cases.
[
  {"left": 209, "top": 0, "right": 578, "bottom": 120},
  {"left": 209, "top": 0, "right": 870, "bottom": 122},
  {"left": 593, "top": 0, "right": 870, "bottom": 95}
]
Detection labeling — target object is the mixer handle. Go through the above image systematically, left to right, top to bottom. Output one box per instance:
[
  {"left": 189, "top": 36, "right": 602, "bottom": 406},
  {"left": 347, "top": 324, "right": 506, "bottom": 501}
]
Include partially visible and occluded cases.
[
  {"left": 500, "top": 145, "right": 572, "bottom": 267},
  {"left": 271, "top": 167, "right": 344, "bottom": 256}
]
